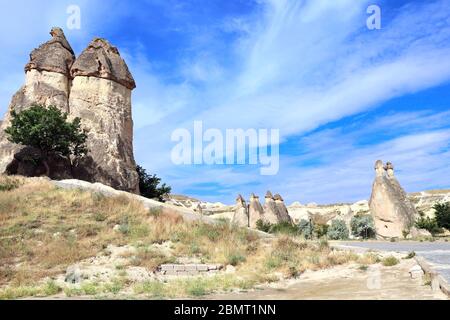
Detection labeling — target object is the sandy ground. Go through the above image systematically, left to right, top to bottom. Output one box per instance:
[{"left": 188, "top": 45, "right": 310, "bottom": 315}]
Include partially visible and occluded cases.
[{"left": 204, "top": 259, "right": 447, "bottom": 300}]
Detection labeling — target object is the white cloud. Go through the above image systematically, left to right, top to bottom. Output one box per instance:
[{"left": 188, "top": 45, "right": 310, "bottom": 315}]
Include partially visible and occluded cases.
[{"left": 2, "top": 1, "right": 450, "bottom": 204}]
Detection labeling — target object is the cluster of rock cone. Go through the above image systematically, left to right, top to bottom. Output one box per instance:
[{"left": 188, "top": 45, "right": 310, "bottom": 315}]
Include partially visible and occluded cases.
[
  {"left": 0, "top": 28, "right": 138, "bottom": 192},
  {"left": 232, "top": 191, "right": 292, "bottom": 228}
]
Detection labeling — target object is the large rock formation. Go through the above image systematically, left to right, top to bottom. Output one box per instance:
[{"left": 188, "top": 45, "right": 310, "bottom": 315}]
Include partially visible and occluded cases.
[
  {"left": 0, "top": 28, "right": 139, "bottom": 192},
  {"left": 0, "top": 28, "right": 75, "bottom": 178},
  {"left": 69, "top": 38, "right": 138, "bottom": 192},
  {"left": 369, "top": 160, "right": 416, "bottom": 238},
  {"left": 262, "top": 191, "right": 280, "bottom": 224},
  {"left": 249, "top": 193, "right": 264, "bottom": 228},
  {"left": 231, "top": 194, "right": 248, "bottom": 227},
  {"left": 273, "top": 194, "right": 292, "bottom": 223}
]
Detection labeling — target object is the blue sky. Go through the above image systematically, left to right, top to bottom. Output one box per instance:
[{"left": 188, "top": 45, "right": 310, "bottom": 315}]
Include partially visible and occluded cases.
[{"left": 1, "top": 0, "right": 450, "bottom": 204}]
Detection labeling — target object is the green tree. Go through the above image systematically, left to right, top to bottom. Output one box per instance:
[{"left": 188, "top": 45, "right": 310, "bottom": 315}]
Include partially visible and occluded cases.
[
  {"left": 4, "top": 105, "right": 87, "bottom": 176},
  {"left": 136, "top": 165, "right": 171, "bottom": 202},
  {"left": 433, "top": 202, "right": 450, "bottom": 230},
  {"left": 350, "top": 214, "right": 376, "bottom": 239},
  {"left": 415, "top": 216, "right": 442, "bottom": 235},
  {"left": 298, "top": 219, "right": 314, "bottom": 239},
  {"left": 327, "top": 220, "right": 349, "bottom": 240}
]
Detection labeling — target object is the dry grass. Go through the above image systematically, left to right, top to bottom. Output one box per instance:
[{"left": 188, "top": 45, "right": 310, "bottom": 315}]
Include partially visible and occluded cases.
[{"left": 0, "top": 176, "right": 373, "bottom": 299}]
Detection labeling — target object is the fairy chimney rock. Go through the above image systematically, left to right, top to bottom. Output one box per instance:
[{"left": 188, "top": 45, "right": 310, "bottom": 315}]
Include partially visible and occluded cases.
[
  {"left": 0, "top": 28, "right": 139, "bottom": 192},
  {"left": 369, "top": 160, "right": 416, "bottom": 238},
  {"left": 263, "top": 191, "right": 279, "bottom": 224},
  {"left": 249, "top": 193, "right": 264, "bottom": 228},
  {"left": 273, "top": 193, "right": 292, "bottom": 223},
  {"left": 232, "top": 194, "right": 248, "bottom": 227}
]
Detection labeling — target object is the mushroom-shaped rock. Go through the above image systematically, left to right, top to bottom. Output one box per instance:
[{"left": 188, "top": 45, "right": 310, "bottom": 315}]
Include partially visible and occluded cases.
[
  {"left": 0, "top": 27, "right": 74, "bottom": 176},
  {"left": 25, "top": 27, "right": 75, "bottom": 76},
  {"left": 69, "top": 37, "right": 139, "bottom": 192},
  {"left": 71, "top": 38, "right": 136, "bottom": 90},
  {"left": 369, "top": 160, "right": 416, "bottom": 239},
  {"left": 263, "top": 191, "right": 279, "bottom": 224},
  {"left": 232, "top": 194, "right": 248, "bottom": 227},
  {"left": 249, "top": 194, "right": 265, "bottom": 228},
  {"left": 273, "top": 194, "right": 292, "bottom": 223}
]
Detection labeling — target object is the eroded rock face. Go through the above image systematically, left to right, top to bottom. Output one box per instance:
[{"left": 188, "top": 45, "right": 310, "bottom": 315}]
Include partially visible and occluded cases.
[
  {"left": 0, "top": 28, "right": 139, "bottom": 192},
  {"left": 0, "top": 28, "right": 74, "bottom": 177},
  {"left": 69, "top": 76, "right": 138, "bottom": 192},
  {"left": 369, "top": 160, "right": 417, "bottom": 238},
  {"left": 262, "top": 191, "right": 281, "bottom": 224},
  {"left": 249, "top": 193, "right": 264, "bottom": 228},
  {"left": 231, "top": 194, "right": 248, "bottom": 227},
  {"left": 273, "top": 194, "right": 292, "bottom": 224}
]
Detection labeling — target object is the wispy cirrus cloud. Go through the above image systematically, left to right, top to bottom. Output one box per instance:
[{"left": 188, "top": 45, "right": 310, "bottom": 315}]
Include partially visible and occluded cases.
[{"left": 1, "top": 0, "right": 450, "bottom": 204}]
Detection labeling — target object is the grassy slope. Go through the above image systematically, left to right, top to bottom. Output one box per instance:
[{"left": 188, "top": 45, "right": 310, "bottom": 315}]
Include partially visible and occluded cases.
[{"left": 0, "top": 176, "right": 376, "bottom": 299}]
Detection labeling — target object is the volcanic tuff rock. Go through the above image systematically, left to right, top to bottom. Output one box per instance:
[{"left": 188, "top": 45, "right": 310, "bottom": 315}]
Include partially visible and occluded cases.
[
  {"left": 0, "top": 28, "right": 139, "bottom": 192},
  {"left": 69, "top": 38, "right": 138, "bottom": 192},
  {"left": 369, "top": 160, "right": 417, "bottom": 238},
  {"left": 263, "top": 191, "right": 281, "bottom": 224},
  {"left": 249, "top": 193, "right": 264, "bottom": 228},
  {"left": 231, "top": 194, "right": 248, "bottom": 227},
  {"left": 273, "top": 194, "right": 292, "bottom": 224}
]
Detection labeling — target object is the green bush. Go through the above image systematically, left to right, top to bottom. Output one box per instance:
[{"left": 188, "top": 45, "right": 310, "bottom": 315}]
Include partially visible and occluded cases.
[
  {"left": 4, "top": 104, "right": 87, "bottom": 176},
  {"left": 136, "top": 165, "right": 171, "bottom": 202},
  {"left": 433, "top": 202, "right": 450, "bottom": 230},
  {"left": 350, "top": 214, "right": 376, "bottom": 239},
  {"left": 415, "top": 216, "right": 442, "bottom": 235},
  {"left": 256, "top": 219, "right": 272, "bottom": 233},
  {"left": 297, "top": 219, "right": 314, "bottom": 239},
  {"left": 327, "top": 220, "right": 349, "bottom": 240},
  {"left": 269, "top": 221, "right": 298, "bottom": 235},
  {"left": 314, "top": 224, "right": 329, "bottom": 238},
  {"left": 226, "top": 252, "right": 246, "bottom": 266},
  {"left": 381, "top": 256, "right": 399, "bottom": 267}
]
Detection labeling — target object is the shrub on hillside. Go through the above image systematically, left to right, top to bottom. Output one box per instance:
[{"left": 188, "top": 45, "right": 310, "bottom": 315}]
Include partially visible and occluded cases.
[
  {"left": 4, "top": 104, "right": 87, "bottom": 176},
  {"left": 136, "top": 165, "right": 171, "bottom": 202},
  {"left": 433, "top": 202, "right": 450, "bottom": 230},
  {"left": 350, "top": 214, "right": 376, "bottom": 239},
  {"left": 415, "top": 216, "right": 443, "bottom": 235},
  {"left": 256, "top": 219, "right": 272, "bottom": 233},
  {"left": 298, "top": 219, "right": 314, "bottom": 239},
  {"left": 256, "top": 220, "right": 298, "bottom": 235},
  {"left": 327, "top": 220, "right": 349, "bottom": 240},
  {"left": 314, "top": 223, "right": 329, "bottom": 238},
  {"left": 381, "top": 256, "right": 399, "bottom": 267}
]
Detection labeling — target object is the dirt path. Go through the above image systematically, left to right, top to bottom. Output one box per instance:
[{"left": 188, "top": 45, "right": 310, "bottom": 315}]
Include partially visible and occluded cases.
[{"left": 205, "top": 259, "right": 447, "bottom": 300}]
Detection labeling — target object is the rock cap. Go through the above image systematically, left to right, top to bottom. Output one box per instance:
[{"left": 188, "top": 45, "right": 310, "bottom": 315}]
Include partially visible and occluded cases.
[
  {"left": 25, "top": 27, "right": 75, "bottom": 76},
  {"left": 71, "top": 38, "right": 136, "bottom": 90}
]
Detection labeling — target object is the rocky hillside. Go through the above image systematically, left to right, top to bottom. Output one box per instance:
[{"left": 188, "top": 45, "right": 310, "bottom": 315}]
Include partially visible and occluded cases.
[
  {"left": 0, "top": 175, "right": 373, "bottom": 299},
  {"left": 195, "top": 189, "right": 450, "bottom": 230}
]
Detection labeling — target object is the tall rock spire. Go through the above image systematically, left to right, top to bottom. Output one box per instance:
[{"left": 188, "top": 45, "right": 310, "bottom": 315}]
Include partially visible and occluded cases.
[
  {"left": 0, "top": 28, "right": 139, "bottom": 192},
  {"left": 0, "top": 28, "right": 75, "bottom": 177},
  {"left": 69, "top": 37, "right": 139, "bottom": 192},
  {"left": 369, "top": 160, "right": 416, "bottom": 238},
  {"left": 263, "top": 191, "right": 279, "bottom": 224},
  {"left": 249, "top": 193, "right": 264, "bottom": 228},
  {"left": 273, "top": 193, "right": 292, "bottom": 223},
  {"left": 231, "top": 194, "right": 248, "bottom": 227}
]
